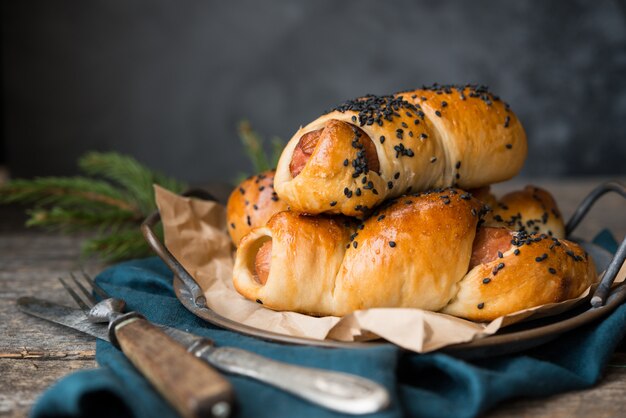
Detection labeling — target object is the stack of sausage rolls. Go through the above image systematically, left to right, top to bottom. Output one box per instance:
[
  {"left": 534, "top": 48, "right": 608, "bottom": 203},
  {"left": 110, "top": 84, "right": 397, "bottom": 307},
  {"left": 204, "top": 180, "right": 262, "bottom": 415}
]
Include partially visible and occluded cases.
[{"left": 226, "top": 84, "right": 597, "bottom": 321}]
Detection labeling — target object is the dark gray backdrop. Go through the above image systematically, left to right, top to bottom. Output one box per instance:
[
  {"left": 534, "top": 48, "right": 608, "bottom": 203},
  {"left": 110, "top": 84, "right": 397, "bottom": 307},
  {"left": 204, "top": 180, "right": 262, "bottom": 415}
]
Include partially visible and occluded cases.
[{"left": 3, "top": 0, "right": 626, "bottom": 184}]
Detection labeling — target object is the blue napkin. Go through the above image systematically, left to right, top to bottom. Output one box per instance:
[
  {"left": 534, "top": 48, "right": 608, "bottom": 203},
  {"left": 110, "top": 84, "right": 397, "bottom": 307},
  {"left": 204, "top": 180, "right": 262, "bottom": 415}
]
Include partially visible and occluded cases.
[{"left": 31, "top": 233, "right": 626, "bottom": 418}]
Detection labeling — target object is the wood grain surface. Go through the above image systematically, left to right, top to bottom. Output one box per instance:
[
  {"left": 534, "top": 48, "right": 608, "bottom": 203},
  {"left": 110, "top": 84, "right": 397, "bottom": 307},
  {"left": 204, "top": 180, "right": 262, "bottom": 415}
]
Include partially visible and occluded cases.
[{"left": 1, "top": 178, "right": 625, "bottom": 418}]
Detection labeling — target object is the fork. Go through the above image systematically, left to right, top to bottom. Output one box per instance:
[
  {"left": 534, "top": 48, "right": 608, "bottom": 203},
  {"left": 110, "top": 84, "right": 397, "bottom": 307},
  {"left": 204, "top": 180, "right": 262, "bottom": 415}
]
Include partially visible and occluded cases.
[{"left": 59, "top": 272, "right": 235, "bottom": 418}]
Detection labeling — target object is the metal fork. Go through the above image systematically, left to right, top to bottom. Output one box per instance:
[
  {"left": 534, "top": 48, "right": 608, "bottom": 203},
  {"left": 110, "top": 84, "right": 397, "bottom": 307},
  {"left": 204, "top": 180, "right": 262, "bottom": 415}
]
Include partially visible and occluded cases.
[
  {"left": 58, "top": 271, "right": 235, "bottom": 418},
  {"left": 59, "top": 271, "right": 126, "bottom": 324}
]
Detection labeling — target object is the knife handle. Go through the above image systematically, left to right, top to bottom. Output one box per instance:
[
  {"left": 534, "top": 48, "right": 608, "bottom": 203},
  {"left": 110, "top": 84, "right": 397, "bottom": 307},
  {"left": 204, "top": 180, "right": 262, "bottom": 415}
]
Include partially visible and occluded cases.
[
  {"left": 112, "top": 314, "right": 234, "bottom": 418},
  {"left": 193, "top": 344, "right": 389, "bottom": 415}
]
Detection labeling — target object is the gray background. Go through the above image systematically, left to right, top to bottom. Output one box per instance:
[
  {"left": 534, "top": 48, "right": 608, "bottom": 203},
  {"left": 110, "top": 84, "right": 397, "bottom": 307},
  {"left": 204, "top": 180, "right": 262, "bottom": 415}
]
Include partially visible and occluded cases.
[{"left": 2, "top": 0, "right": 626, "bottom": 184}]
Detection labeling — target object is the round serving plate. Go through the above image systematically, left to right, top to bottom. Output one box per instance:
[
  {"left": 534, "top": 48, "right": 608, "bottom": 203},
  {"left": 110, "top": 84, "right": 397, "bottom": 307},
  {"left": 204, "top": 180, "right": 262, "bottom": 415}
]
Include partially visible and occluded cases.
[{"left": 172, "top": 242, "right": 624, "bottom": 359}]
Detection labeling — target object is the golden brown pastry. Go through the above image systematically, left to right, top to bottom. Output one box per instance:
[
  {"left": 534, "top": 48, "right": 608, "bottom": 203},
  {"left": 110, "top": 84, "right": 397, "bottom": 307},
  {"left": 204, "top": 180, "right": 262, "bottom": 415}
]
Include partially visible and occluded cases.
[
  {"left": 274, "top": 85, "right": 527, "bottom": 217},
  {"left": 226, "top": 170, "right": 289, "bottom": 246},
  {"left": 483, "top": 185, "right": 565, "bottom": 238},
  {"left": 233, "top": 188, "right": 485, "bottom": 316},
  {"left": 442, "top": 227, "right": 596, "bottom": 321}
]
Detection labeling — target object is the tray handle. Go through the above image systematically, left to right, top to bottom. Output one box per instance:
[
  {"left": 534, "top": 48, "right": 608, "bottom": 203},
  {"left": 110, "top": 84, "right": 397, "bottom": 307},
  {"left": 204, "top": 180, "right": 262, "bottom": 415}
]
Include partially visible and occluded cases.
[
  {"left": 564, "top": 181, "right": 626, "bottom": 308},
  {"left": 141, "top": 188, "right": 218, "bottom": 308}
]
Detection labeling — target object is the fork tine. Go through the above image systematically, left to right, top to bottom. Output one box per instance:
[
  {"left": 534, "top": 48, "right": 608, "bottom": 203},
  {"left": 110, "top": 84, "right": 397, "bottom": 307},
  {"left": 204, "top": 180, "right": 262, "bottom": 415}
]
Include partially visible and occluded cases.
[
  {"left": 80, "top": 269, "right": 109, "bottom": 300},
  {"left": 70, "top": 272, "right": 97, "bottom": 305},
  {"left": 58, "top": 277, "right": 91, "bottom": 310}
]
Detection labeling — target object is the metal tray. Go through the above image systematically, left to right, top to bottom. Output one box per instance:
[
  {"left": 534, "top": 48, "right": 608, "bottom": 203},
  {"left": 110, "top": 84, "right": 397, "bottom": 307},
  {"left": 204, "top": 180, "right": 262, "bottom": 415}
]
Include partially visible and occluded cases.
[{"left": 142, "top": 181, "right": 626, "bottom": 359}]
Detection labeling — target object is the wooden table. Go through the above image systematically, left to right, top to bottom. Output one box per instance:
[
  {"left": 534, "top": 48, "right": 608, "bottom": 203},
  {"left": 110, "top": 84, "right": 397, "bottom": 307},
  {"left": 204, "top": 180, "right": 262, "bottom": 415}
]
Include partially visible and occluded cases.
[{"left": 1, "top": 178, "right": 625, "bottom": 418}]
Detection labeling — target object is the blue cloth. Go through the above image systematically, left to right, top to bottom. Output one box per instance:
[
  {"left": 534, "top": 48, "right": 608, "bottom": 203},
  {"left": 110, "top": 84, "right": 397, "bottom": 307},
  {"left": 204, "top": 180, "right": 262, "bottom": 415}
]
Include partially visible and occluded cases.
[{"left": 32, "top": 234, "right": 626, "bottom": 418}]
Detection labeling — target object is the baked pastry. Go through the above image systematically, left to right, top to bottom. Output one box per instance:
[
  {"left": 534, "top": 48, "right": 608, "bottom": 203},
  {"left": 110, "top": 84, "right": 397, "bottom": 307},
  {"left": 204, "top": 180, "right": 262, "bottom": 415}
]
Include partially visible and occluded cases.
[
  {"left": 274, "top": 84, "right": 527, "bottom": 217},
  {"left": 226, "top": 170, "right": 289, "bottom": 246},
  {"left": 482, "top": 185, "right": 565, "bottom": 238},
  {"left": 233, "top": 188, "right": 486, "bottom": 316},
  {"left": 233, "top": 188, "right": 597, "bottom": 320},
  {"left": 442, "top": 227, "right": 595, "bottom": 321}
]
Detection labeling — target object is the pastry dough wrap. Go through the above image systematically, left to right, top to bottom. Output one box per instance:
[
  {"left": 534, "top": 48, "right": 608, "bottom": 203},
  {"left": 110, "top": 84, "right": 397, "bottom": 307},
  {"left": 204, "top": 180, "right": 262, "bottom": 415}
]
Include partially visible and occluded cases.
[
  {"left": 275, "top": 85, "right": 527, "bottom": 216},
  {"left": 226, "top": 170, "right": 289, "bottom": 246},
  {"left": 233, "top": 188, "right": 485, "bottom": 316}
]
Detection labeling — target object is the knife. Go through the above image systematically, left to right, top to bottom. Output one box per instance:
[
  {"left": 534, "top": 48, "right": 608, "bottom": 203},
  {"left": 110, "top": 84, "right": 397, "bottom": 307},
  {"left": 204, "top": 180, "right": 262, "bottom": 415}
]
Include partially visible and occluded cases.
[{"left": 17, "top": 296, "right": 390, "bottom": 415}]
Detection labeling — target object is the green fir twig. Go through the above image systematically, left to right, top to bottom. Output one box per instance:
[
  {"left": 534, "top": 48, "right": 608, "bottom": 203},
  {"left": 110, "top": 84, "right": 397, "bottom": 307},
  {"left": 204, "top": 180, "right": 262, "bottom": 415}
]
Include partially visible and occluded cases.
[
  {"left": 236, "top": 120, "right": 284, "bottom": 183},
  {"left": 0, "top": 152, "right": 187, "bottom": 262}
]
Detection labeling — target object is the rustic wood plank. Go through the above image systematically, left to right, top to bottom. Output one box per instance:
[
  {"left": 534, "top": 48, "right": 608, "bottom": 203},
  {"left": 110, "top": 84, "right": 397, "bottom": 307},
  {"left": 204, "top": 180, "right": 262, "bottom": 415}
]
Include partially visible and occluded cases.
[{"left": 0, "top": 359, "right": 96, "bottom": 418}]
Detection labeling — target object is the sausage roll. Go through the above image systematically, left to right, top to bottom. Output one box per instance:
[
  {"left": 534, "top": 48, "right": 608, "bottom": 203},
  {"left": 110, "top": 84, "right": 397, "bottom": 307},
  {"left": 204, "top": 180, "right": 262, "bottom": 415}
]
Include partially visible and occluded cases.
[
  {"left": 274, "top": 84, "right": 527, "bottom": 217},
  {"left": 233, "top": 188, "right": 486, "bottom": 316},
  {"left": 442, "top": 227, "right": 596, "bottom": 321}
]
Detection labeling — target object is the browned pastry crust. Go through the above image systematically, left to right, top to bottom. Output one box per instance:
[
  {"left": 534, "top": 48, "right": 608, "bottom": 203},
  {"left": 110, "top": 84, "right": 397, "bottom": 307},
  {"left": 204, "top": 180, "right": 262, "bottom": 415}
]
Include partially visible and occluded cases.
[
  {"left": 274, "top": 85, "right": 527, "bottom": 217},
  {"left": 226, "top": 170, "right": 289, "bottom": 246},
  {"left": 483, "top": 185, "right": 565, "bottom": 238},
  {"left": 233, "top": 188, "right": 485, "bottom": 316},
  {"left": 442, "top": 228, "right": 596, "bottom": 321}
]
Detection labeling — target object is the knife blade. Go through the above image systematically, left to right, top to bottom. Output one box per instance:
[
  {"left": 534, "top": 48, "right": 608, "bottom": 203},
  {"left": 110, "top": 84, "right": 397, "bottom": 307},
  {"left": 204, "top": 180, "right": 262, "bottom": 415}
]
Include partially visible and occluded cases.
[{"left": 18, "top": 296, "right": 389, "bottom": 415}]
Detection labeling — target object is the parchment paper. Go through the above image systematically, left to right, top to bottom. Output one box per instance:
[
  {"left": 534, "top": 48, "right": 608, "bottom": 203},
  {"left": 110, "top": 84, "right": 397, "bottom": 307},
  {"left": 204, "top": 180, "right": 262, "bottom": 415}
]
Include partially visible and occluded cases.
[{"left": 155, "top": 185, "right": 626, "bottom": 353}]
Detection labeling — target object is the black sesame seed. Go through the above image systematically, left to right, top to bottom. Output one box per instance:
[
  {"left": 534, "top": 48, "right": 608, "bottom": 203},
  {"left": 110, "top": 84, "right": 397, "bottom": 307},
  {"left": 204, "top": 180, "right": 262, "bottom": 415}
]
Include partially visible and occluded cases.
[
  {"left": 441, "top": 101, "right": 448, "bottom": 107},
  {"left": 435, "top": 110, "right": 442, "bottom": 117},
  {"left": 380, "top": 136, "right": 386, "bottom": 144},
  {"left": 506, "top": 143, "right": 513, "bottom": 149},
  {"left": 430, "top": 157, "right": 437, "bottom": 163},
  {"left": 343, "top": 159, "right": 349, "bottom": 166},
  {"left": 455, "top": 161, "right": 462, "bottom": 169},
  {"left": 394, "top": 172, "right": 400, "bottom": 179},
  {"left": 387, "top": 181, "right": 394, "bottom": 189},
  {"left": 259, "top": 186, "right": 265, "bottom": 191},
  {"left": 355, "top": 188, "right": 362, "bottom": 196},
  {"left": 330, "top": 201, "right": 337, "bottom": 207},
  {"left": 246, "top": 215, "right": 251, "bottom": 226},
  {"left": 377, "top": 215, "right": 386, "bottom": 221},
  {"left": 230, "top": 222, "right": 235, "bottom": 229},
  {"left": 353, "top": 241, "right": 358, "bottom": 249},
  {"left": 389, "top": 241, "right": 396, "bottom": 248},
  {"left": 514, "top": 249, "right": 520, "bottom": 256},
  {"left": 497, "top": 251, "right": 503, "bottom": 258},
  {"left": 497, "top": 262, "right": 505, "bottom": 270},
  {"left": 548, "top": 267, "right": 557, "bottom": 274},
  {"left": 483, "top": 278, "right": 491, "bottom": 284},
  {"left": 256, "top": 299, "right": 263, "bottom": 304},
  {"left": 477, "top": 303, "right": 485, "bottom": 309}
]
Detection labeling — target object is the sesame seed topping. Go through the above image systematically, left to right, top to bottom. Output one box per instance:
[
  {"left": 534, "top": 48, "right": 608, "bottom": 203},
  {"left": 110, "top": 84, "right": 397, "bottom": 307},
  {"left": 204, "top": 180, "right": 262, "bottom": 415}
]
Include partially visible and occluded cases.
[
  {"left": 435, "top": 110, "right": 442, "bottom": 117},
  {"left": 380, "top": 136, "right": 385, "bottom": 144},
  {"left": 506, "top": 143, "right": 513, "bottom": 149},
  {"left": 430, "top": 157, "right": 437, "bottom": 163},
  {"left": 343, "top": 159, "right": 349, "bottom": 166},
  {"left": 394, "top": 172, "right": 400, "bottom": 179},
  {"left": 330, "top": 201, "right": 337, "bottom": 207},
  {"left": 377, "top": 215, "right": 386, "bottom": 221},
  {"left": 230, "top": 222, "right": 235, "bottom": 229},
  {"left": 353, "top": 241, "right": 358, "bottom": 248},
  {"left": 389, "top": 241, "right": 396, "bottom": 248},
  {"left": 548, "top": 267, "right": 556, "bottom": 274},
  {"left": 483, "top": 278, "right": 491, "bottom": 284},
  {"left": 256, "top": 299, "right": 263, "bottom": 304},
  {"left": 477, "top": 303, "right": 485, "bottom": 309}
]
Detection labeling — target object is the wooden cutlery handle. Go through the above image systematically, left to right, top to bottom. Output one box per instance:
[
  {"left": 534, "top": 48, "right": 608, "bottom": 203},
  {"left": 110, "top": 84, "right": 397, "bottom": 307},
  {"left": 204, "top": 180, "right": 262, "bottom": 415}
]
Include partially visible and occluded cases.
[{"left": 113, "top": 315, "right": 234, "bottom": 418}]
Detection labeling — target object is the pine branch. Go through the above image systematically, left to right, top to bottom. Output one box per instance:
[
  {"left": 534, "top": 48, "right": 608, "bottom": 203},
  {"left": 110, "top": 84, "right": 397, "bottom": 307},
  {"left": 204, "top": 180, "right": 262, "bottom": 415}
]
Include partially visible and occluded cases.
[
  {"left": 236, "top": 120, "right": 285, "bottom": 182},
  {"left": 0, "top": 151, "right": 186, "bottom": 263},
  {"left": 78, "top": 152, "right": 186, "bottom": 215},
  {"left": 0, "top": 177, "right": 140, "bottom": 215}
]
